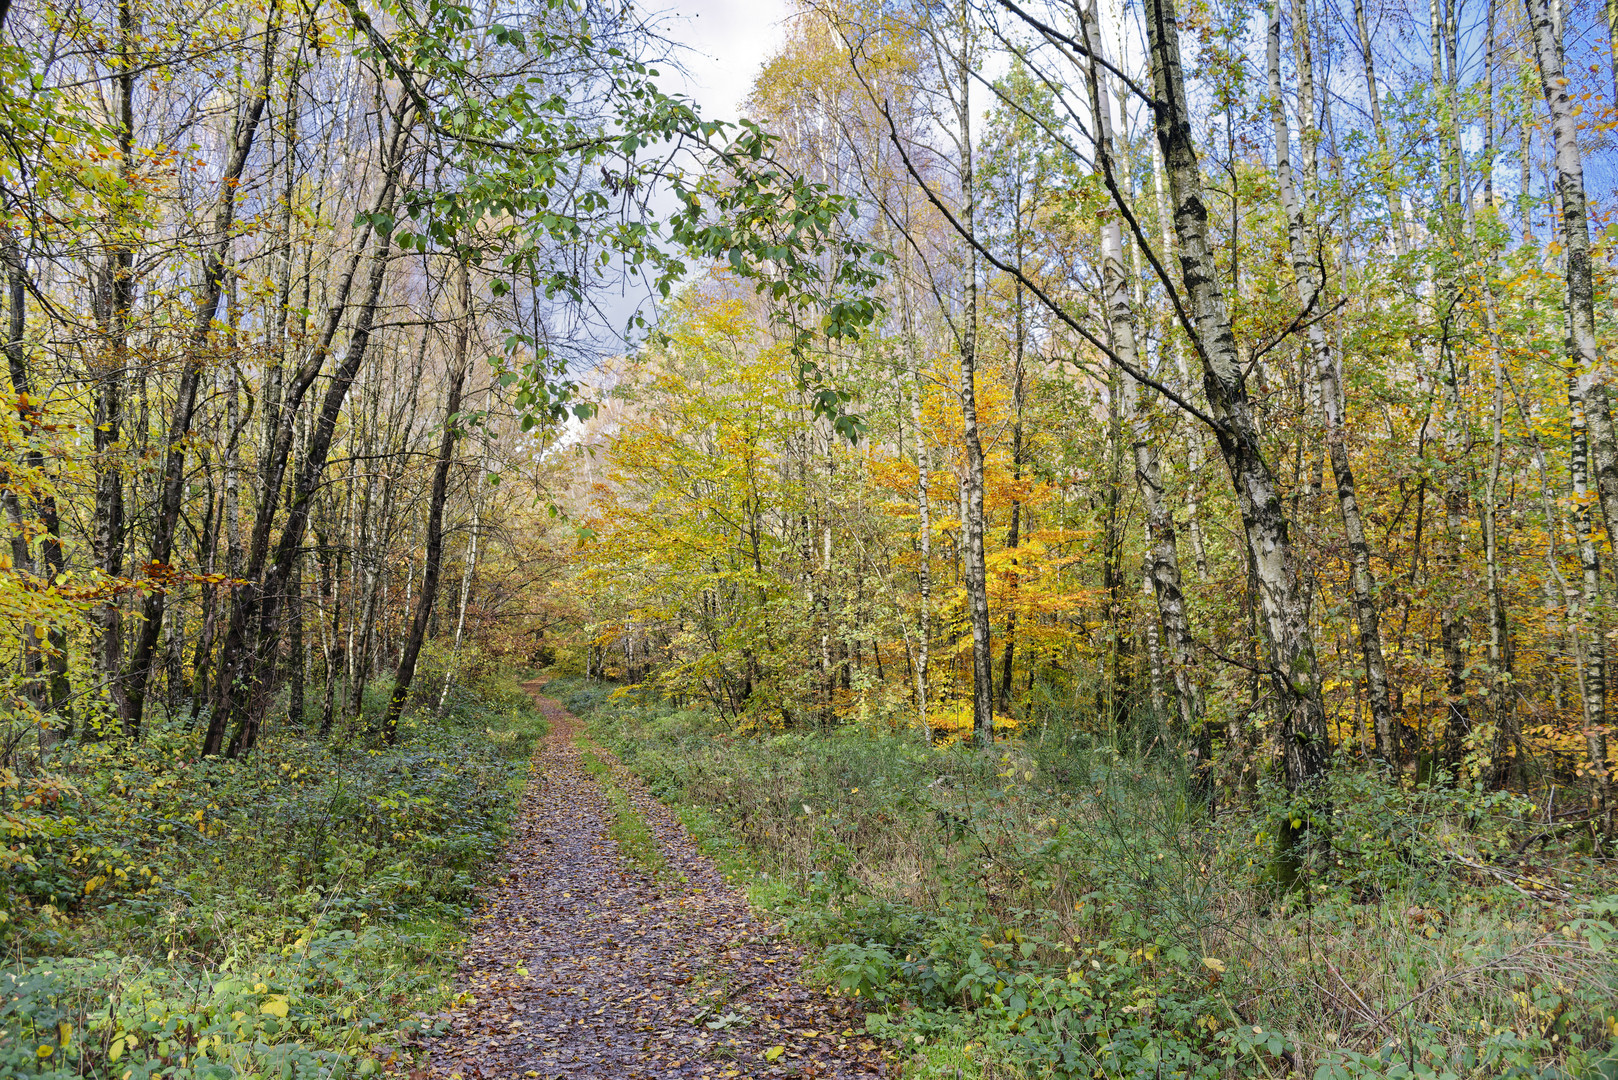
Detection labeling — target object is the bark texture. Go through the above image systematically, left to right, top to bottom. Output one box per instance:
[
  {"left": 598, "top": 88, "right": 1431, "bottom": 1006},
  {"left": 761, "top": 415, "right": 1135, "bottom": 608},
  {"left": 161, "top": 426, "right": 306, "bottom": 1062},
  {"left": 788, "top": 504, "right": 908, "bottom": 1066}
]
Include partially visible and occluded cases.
[
  {"left": 1145, "top": 0, "right": 1331, "bottom": 802},
  {"left": 1267, "top": 0, "right": 1396, "bottom": 762},
  {"left": 1527, "top": 0, "right": 1612, "bottom": 835}
]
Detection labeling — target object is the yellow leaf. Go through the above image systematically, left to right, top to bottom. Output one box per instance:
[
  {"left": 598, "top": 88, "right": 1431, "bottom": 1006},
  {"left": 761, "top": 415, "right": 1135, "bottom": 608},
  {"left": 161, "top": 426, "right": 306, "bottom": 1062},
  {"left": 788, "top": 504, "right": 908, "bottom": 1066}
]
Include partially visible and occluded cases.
[
  {"left": 1201, "top": 956, "right": 1226, "bottom": 974},
  {"left": 260, "top": 997, "right": 289, "bottom": 1018},
  {"left": 109, "top": 1036, "right": 125, "bottom": 1062},
  {"left": 765, "top": 1045, "right": 785, "bottom": 1061}
]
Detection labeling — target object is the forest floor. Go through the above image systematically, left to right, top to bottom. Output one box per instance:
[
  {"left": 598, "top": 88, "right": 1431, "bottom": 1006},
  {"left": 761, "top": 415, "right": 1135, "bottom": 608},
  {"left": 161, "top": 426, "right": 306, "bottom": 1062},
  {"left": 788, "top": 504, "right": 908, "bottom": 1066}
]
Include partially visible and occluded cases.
[{"left": 422, "top": 683, "right": 887, "bottom": 1080}]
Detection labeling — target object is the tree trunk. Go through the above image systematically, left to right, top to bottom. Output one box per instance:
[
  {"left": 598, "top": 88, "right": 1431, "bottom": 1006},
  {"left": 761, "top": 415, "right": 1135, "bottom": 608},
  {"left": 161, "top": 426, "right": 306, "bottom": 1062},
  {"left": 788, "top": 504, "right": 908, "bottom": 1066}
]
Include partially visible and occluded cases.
[
  {"left": 95, "top": 0, "right": 139, "bottom": 719},
  {"left": 1085, "top": 0, "right": 1202, "bottom": 757},
  {"left": 1144, "top": 0, "right": 1331, "bottom": 810},
  {"left": 1267, "top": 0, "right": 1397, "bottom": 763},
  {"left": 1351, "top": 0, "right": 1408, "bottom": 255},
  {"left": 1483, "top": 0, "right": 1495, "bottom": 211},
  {"left": 1527, "top": 0, "right": 1614, "bottom": 838},
  {"left": 120, "top": 19, "right": 277, "bottom": 736},
  {"left": 951, "top": 28, "right": 994, "bottom": 746},
  {"left": 202, "top": 109, "right": 410, "bottom": 757},
  {"left": 1148, "top": 147, "right": 1209, "bottom": 581},
  {"left": 2, "top": 234, "right": 70, "bottom": 727},
  {"left": 1478, "top": 244, "right": 1518, "bottom": 788},
  {"left": 385, "top": 256, "right": 473, "bottom": 740},
  {"left": 902, "top": 282, "right": 932, "bottom": 739},
  {"left": 998, "top": 285, "right": 1025, "bottom": 714},
  {"left": 1438, "top": 347, "right": 1472, "bottom": 769},
  {"left": 345, "top": 354, "right": 399, "bottom": 725},
  {"left": 1100, "top": 371, "right": 1129, "bottom": 730},
  {"left": 1571, "top": 372, "right": 1612, "bottom": 836},
  {"left": 438, "top": 454, "right": 485, "bottom": 713},
  {"left": 346, "top": 481, "right": 391, "bottom": 724},
  {"left": 187, "top": 482, "right": 220, "bottom": 728},
  {"left": 316, "top": 522, "right": 341, "bottom": 738},
  {"left": 287, "top": 549, "right": 305, "bottom": 728}
]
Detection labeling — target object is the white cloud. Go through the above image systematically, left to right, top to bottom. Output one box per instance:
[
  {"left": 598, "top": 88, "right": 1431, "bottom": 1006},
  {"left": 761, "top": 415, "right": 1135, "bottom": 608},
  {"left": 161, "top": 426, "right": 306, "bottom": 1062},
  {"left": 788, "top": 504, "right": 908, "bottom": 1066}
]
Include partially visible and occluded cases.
[{"left": 649, "top": 0, "right": 792, "bottom": 122}]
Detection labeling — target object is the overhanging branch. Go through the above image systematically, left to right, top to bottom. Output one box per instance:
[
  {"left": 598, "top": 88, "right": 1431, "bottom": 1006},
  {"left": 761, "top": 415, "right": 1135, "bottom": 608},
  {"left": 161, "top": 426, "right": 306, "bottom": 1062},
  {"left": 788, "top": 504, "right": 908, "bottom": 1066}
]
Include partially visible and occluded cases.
[{"left": 878, "top": 101, "right": 1228, "bottom": 436}]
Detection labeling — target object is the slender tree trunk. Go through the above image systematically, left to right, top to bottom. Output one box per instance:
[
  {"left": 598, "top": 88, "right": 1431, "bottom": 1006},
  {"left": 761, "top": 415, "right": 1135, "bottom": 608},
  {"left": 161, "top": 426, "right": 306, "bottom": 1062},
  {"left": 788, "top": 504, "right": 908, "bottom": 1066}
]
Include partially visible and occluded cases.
[
  {"left": 95, "top": 0, "right": 139, "bottom": 719},
  {"left": 1144, "top": 0, "right": 1331, "bottom": 812},
  {"left": 1288, "top": 0, "right": 1318, "bottom": 185},
  {"left": 1351, "top": 0, "right": 1408, "bottom": 256},
  {"left": 1484, "top": 0, "right": 1496, "bottom": 210},
  {"left": 1527, "top": 0, "right": 1614, "bottom": 837},
  {"left": 1603, "top": 0, "right": 1618, "bottom": 108},
  {"left": 1267, "top": 1, "right": 1397, "bottom": 763},
  {"left": 948, "top": 12, "right": 993, "bottom": 746},
  {"left": 120, "top": 19, "right": 277, "bottom": 736},
  {"left": 263, "top": 48, "right": 302, "bottom": 505},
  {"left": 1108, "top": 88, "right": 1208, "bottom": 773},
  {"left": 203, "top": 108, "right": 410, "bottom": 757},
  {"left": 1520, "top": 118, "right": 1535, "bottom": 242},
  {"left": 1149, "top": 147, "right": 1209, "bottom": 581},
  {"left": 3, "top": 235, "right": 70, "bottom": 727},
  {"left": 1479, "top": 247, "right": 1518, "bottom": 787},
  {"left": 386, "top": 257, "right": 473, "bottom": 740},
  {"left": 901, "top": 279, "right": 932, "bottom": 739},
  {"left": 998, "top": 285, "right": 1025, "bottom": 713},
  {"left": 1438, "top": 346, "right": 1473, "bottom": 768},
  {"left": 345, "top": 355, "right": 395, "bottom": 724},
  {"left": 224, "top": 358, "right": 243, "bottom": 581},
  {"left": 1099, "top": 370, "right": 1130, "bottom": 729},
  {"left": 1570, "top": 371, "right": 1611, "bottom": 833},
  {"left": 1124, "top": 375, "right": 1203, "bottom": 738},
  {"left": 439, "top": 455, "right": 486, "bottom": 713},
  {"left": 344, "top": 460, "right": 358, "bottom": 698},
  {"left": 347, "top": 476, "right": 393, "bottom": 723},
  {"left": 187, "top": 483, "right": 221, "bottom": 727},
  {"left": 2, "top": 487, "right": 39, "bottom": 708},
  {"left": 820, "top": 508, "right": 834, "bottom": 720},
  {"left": 316, "top": 522, "right": 341, "bottom": 738},
  {"left": 287, "top": 550, "right": 305, "bottom": 728}
]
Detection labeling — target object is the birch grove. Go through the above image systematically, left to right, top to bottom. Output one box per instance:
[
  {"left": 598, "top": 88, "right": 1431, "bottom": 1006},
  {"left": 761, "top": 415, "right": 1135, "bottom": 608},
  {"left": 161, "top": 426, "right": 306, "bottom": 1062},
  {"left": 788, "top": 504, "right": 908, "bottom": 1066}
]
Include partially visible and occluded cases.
[
  {"left": 1, "top": 0, "right": 1617, "bottom": 892},
  {"left": 561, "top": 0, "right": 1618, "bottom": 847}
]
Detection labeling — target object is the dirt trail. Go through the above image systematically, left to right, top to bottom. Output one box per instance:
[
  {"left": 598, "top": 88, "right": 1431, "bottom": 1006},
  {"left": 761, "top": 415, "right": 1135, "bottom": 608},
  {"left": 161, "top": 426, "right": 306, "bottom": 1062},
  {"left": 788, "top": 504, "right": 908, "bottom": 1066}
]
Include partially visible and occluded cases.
[{"left": 424, "top": 686, "right": 886, "bottom": 1079}]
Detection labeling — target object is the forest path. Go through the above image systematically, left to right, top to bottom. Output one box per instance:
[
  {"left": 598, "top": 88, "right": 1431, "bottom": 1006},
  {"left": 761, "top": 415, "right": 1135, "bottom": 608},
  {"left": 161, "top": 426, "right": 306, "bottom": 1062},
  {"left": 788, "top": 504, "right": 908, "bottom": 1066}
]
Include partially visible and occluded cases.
[{"left": 424, "top": 683, "right": 886, "bottom": 1080}]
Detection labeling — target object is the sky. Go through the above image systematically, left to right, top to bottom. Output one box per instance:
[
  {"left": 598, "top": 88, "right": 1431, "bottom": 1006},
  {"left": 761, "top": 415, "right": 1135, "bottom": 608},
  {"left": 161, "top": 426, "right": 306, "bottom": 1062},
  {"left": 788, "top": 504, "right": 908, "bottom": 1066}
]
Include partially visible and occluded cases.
[
  {"left": 561, "top": 0, "right": 795, "bottom": 375},
  {"left": 648, "top": 0, "right": 794, "bottom": 123}
]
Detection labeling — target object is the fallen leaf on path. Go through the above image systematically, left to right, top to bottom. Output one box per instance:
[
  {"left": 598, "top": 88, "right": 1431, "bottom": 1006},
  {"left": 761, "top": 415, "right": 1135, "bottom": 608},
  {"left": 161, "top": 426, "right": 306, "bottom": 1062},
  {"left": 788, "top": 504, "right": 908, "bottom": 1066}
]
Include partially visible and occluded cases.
[{"left": 420, "top": 685, "right": 887, "bottom": 1079}]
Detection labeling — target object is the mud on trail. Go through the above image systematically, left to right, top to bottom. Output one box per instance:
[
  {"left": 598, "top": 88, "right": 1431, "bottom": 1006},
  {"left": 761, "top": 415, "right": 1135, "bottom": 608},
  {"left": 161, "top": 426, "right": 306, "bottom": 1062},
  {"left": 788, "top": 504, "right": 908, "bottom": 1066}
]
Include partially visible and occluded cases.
[{"left": 423, "top": 686, "right": 887, "bottom": 1079}]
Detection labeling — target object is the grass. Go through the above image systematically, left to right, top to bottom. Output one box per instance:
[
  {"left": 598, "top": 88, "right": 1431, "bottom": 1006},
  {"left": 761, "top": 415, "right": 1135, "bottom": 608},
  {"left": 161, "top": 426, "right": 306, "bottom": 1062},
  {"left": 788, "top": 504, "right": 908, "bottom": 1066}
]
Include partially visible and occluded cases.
[
  {"left": 1, "top": 648, "right": 547, "bottom": 1079},
  {"left": 549, "top": 675, "right": 1618, "bottom": 1080},
  {"left": 575, "top": 739, "right": 668, "bottom": 879}
]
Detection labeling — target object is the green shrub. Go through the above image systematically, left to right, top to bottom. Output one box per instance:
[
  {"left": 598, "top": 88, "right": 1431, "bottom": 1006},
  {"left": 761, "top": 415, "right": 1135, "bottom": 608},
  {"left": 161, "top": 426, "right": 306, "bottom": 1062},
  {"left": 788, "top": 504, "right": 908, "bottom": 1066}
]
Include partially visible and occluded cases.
[
  {"left": 1, "top": 664, "right": 546, "bottom": 1077},
  {"left": 558, "top": 677, "right": 1618, "bottom": 1080},
  {"left": 1309, "top": 761, "right": 1539, "bottom": 902},
  {"left": 0, "top": 936, "right": 415, "bottom": 1079}
]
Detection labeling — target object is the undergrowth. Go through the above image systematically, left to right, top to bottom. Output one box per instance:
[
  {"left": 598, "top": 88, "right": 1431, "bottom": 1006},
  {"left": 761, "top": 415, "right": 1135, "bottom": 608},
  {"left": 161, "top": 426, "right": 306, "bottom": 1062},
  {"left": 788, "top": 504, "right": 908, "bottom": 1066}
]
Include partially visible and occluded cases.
[
  {"left": 0, "top": 647, "right": 546, "bottom": 1079},
  {"left": 551, "top": 676, "right": 1618, "bottom": 1080}
]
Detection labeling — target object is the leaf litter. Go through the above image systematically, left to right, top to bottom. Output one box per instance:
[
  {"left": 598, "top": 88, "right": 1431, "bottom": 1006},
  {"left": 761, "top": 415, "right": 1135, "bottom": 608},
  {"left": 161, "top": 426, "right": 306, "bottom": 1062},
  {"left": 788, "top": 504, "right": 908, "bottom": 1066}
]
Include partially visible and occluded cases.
[{"left": 421, "top": 686, "right": 887, "bottom": 1079}]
